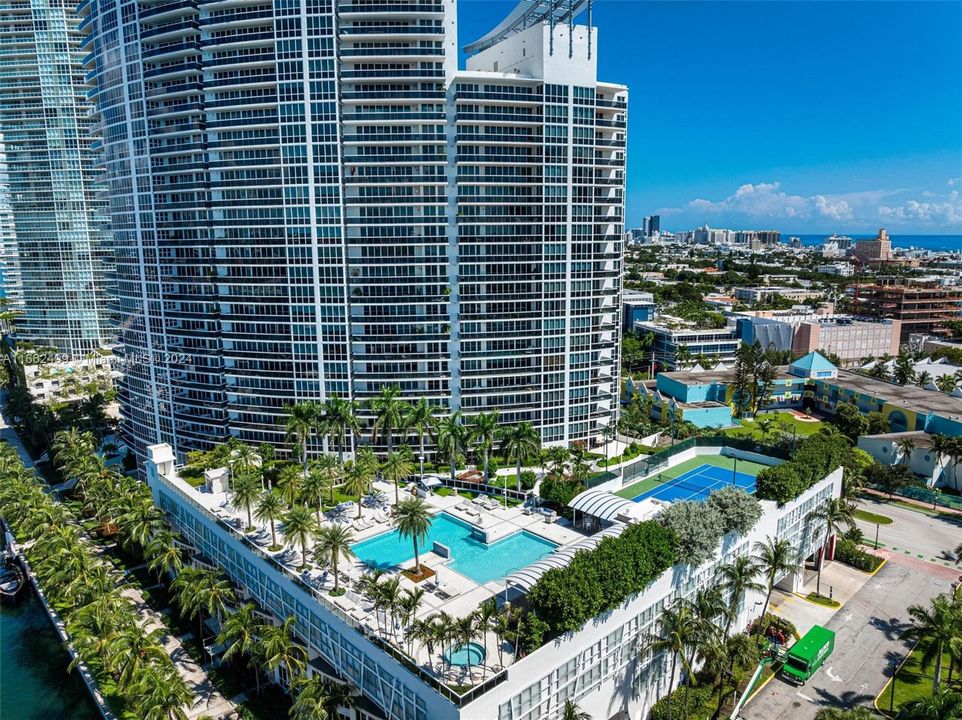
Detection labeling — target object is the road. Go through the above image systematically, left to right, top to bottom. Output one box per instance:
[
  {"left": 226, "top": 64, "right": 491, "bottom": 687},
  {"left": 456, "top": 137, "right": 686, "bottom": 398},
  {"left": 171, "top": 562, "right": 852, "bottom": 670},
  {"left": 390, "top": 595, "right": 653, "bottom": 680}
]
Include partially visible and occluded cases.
[
  {"left": 855, "top": 497, "right": 962, "bottom": 566},
  {"left": 742, "top": 560, "right": 952, "bottom": 720}
]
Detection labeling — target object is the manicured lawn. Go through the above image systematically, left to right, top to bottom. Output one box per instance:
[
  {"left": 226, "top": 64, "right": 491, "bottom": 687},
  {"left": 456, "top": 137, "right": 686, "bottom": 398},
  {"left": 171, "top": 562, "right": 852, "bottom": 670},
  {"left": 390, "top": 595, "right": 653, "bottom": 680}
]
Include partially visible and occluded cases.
[
  {"left": 722, "top": 411, "right": 825, "bottom": 439},
  {"left": 615, "top": 454, "right": 770, "bottom": 500},
  {"left": 854, "top": 508, "right": 894, "bottom": 525},
  {"left": 804, "top": 592, "right": 840, "bottom": 608},
  {"left": 877, "top": 645, "right": 959, "bottom": 715}
]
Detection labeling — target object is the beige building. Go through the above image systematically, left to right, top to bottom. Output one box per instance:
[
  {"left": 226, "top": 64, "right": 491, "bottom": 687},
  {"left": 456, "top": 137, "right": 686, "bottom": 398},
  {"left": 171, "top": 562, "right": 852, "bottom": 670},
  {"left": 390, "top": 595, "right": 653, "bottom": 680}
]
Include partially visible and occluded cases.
[
  {"left": 853, "top": 228, "right": 892, "bottom": 264},
  {"left": 792, "top": 317, "right": 901, "bottom": 364}
]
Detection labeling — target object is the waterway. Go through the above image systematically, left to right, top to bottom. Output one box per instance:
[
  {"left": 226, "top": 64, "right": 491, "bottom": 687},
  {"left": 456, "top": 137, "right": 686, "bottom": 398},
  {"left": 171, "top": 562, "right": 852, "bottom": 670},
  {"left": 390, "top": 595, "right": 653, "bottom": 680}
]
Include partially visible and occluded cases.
[{"left": 0, "top": 592, "right": 99, "bottom": 720}]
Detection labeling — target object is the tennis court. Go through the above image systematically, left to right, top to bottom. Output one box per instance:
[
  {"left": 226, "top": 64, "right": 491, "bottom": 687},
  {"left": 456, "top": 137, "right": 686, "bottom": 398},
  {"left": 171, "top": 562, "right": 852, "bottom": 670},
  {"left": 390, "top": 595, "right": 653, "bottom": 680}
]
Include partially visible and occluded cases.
[{"left": 631, "top": 462, "right": 758, "bottom": 503}]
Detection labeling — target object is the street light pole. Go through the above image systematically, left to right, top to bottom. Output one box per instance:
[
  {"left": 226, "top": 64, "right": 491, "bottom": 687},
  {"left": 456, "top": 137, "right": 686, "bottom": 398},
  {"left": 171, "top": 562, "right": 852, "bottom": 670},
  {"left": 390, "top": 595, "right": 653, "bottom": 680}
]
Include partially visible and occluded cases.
[
  {"left": 733, "top": 455, "right": 738, "bottom": 487},
  {"left": 874, "top": 522, "right": 880, "bottom": 550},
  {"left": 889, "top": 655, "right": 899, "bottom": 713}
]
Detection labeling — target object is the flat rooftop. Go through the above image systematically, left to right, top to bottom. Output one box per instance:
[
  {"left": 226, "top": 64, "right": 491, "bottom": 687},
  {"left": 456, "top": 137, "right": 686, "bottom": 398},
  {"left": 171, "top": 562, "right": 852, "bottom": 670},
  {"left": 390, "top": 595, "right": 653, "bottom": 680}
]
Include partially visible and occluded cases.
[
  {"left": 662, "top": 368, "right": 795, "bottom": 385},
  {"left": 830, "top": 370, "right": 962, "bottom": 421}
]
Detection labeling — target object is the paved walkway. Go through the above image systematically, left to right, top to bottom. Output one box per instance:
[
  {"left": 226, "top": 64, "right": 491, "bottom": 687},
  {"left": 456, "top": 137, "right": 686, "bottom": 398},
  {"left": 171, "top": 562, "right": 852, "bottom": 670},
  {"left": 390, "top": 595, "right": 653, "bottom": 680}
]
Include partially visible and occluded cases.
[
  {"left": 1, "top": 399, "right": 237, "bottom": 720},
  {"left": 856, "top": 497, "right": 962, "bottom": 568},
  {"left": 768, "top": 561, "right": 870, "bottom": 637}
]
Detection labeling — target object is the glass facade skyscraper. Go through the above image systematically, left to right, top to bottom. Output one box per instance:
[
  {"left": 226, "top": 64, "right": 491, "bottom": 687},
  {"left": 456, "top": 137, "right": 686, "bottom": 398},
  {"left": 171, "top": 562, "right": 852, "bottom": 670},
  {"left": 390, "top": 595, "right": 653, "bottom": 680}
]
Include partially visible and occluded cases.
[
  {"left": 0, "top": 0, "right": 113, "bottom": 355},
  {"left": 82, "top": 0, "right": 626, "bottom": 465}
]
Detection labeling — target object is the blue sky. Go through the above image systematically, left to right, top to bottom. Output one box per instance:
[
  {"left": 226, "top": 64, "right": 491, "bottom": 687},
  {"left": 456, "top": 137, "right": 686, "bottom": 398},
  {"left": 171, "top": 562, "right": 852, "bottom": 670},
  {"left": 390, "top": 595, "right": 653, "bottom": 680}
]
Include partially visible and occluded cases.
[{"left": 458, "top": 1, "right": 962, "bottom": 234}]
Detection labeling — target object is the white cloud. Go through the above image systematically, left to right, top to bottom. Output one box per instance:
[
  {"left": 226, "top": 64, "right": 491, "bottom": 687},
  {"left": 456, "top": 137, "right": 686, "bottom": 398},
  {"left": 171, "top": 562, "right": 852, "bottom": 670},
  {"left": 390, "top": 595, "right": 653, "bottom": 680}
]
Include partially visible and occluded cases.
[
  {"left": 948, "top": 177, "right": 960, "bottom": 187},
  {"left": 657, "top": 181, "right": 962, "bottom": 231},
  {"left": 667, "top": 181, "right": 855, "bottom": 223},
  {"left": 878, "top": 191, "right": 962, "bottom": 226}
]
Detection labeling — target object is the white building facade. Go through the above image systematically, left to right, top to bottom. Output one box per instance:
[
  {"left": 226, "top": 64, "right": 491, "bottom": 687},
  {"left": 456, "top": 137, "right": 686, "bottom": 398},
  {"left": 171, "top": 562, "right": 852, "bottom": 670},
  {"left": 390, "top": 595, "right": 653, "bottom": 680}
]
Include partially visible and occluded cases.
[
  {"left": 81, "top": 0, "right": 625, "bottom": 465},
  {"left": 146, "top": 441, "right": 841, "bottom": 720}
]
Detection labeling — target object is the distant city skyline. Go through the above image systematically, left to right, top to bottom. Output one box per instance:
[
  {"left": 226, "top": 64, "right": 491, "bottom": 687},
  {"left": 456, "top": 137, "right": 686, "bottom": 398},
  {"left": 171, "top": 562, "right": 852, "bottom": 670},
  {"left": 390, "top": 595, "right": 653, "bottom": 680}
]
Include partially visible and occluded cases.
[{"left": 459, "top": 1, "right": 962, "bottom": 234}]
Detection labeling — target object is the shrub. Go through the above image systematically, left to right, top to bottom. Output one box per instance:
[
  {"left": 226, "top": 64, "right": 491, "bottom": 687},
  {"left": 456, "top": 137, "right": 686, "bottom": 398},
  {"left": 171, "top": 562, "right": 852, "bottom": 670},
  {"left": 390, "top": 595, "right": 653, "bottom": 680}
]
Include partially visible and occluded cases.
[
  {"left": 756, "top": 431, "right": 851, "bottom": 505},
  {"left": 519, "top": 470, "right": 537, "bottom": 491},
  {"left": 538, "top": 475, "right": 582, "bottom": 508},
  {"left": 706, "top": 486, "right": 762, "bottom": 535},
  {"left": 657, "top": 500, "right": 724, "bottom": 566},
  {"left": 519, "top": 521, "right": 677, "bottom": 650},
  {"left": 843, "top": 526, "right": 864, "bottom": 544},
  {"left": 833, "top": 538, "right": 883, "bottom": 572},
  {"left": 747, "top": 612, "right": 798, "bottom": 639},
  {"left": 650, "top": 684, "right": 714, "bottom": 720}
]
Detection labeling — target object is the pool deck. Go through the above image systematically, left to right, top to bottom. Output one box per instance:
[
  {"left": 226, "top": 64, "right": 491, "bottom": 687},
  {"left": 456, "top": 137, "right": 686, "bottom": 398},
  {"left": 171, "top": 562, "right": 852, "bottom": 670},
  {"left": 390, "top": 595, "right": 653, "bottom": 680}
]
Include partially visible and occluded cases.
[{"left": 186, "top": 476, "right": 587, "bottom": 683}]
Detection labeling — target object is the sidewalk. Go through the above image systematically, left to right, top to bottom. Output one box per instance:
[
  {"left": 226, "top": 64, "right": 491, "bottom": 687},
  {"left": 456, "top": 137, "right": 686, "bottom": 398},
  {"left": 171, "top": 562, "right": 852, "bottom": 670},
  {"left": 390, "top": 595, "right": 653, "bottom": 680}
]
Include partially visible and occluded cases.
[
  {"left": 861, "top": 488, "right": 962, "bottom": 517},
  {"left": 769, "top": 561, "right": 874, "bottom": 636}
]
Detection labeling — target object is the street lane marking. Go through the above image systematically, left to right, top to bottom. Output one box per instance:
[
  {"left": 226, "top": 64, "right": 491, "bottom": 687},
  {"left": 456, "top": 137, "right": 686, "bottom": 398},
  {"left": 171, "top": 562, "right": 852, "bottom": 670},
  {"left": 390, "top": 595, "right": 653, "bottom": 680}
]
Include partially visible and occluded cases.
[
  {"left": 826, "top": 667, "right": 843, "bottom": 682},
  {"left": 796, "top": 691, "right": 815, "bottom": 703}
]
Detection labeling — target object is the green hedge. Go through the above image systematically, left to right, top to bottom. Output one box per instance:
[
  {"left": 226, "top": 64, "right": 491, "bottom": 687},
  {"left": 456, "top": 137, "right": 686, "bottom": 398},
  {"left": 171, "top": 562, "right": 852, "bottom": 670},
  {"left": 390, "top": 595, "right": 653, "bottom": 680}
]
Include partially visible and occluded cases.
[
  {"left": 755, "top": 431, "right": 850, "bottom": 505},
  {"left": 519, "top": 521, "right": 677, "bottom": 652},
  {"left": 834, "top": 538, "right": 883, "bottom": 573},
  {"left": 650, "top": 685, "right": 714, "bottom": 720}
]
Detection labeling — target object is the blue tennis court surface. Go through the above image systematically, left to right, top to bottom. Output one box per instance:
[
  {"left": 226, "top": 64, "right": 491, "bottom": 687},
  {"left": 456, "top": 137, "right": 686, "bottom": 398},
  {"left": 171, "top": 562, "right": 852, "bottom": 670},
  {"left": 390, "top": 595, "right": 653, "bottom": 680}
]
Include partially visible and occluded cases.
[{"left": 632, "top": 463, "right": 757, "bottom": 503}]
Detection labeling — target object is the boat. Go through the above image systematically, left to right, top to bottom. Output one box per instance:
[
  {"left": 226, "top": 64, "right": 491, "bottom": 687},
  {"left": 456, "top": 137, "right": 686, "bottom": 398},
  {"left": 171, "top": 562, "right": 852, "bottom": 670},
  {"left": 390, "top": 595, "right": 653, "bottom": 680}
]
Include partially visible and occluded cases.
[{"left": 0, "top": 559, "right": 24, "bottom": 604}]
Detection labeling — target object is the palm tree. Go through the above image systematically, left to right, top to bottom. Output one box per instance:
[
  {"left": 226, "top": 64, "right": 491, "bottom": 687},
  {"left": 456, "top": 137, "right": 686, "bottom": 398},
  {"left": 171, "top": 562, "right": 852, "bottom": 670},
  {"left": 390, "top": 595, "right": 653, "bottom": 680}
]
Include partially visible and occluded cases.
[
  {"left": 675, "top": 344, "right": 693, "bottom": 369},
  {"left": 893, "top": 351, "right": 916, "bottom": 386},
  {"left": 916, "top": 370, "right": 933, "bottom": 388},
  {"left": 936, "top": 374, "right": 958, "bottom": 394},
  {"left": 369, "top": 385, "right": 410, "bottom": 456},
  {"left": 321, "top": 395, "right": 361, "bottom": 465},
  {"left": 405, "top": 398, "right": 437, "bottom": 480},
  {"left": 285, "top": 401, "right": 320, "bottom": 475},
  {"left": 436, "top": 411, "right": 467, "bottom": 483},
  {"left": 469, "top": 411, "right": 500, "bottom": 484},
  {"left": 499, "top": 421, "right": 540, "bottom": 492},
  {"left": 895, "top": 436, "right": 916, "bottom": 467},
  {"left": 228, "top": 443, "right": 261, "bottom": 489},
  {"left": 381, "top": 446, "right": 415, "bottom": 506},
  {"left": 309, "top": 453, "right": 343, "bottom": 507},
  {"left": 343, "top": 459, "right": 374, "bottom": 519},
  {"left": 278, "top": 463, "right": 305, "bottom": 507},
  {"left": 301, "top": 465, "right": 330, "bottom": 526},
  {"left": 230, "top": 473, "right": 262, "bottom": 530},
  {"left": 255, "top": 490, "right": 285, "bottom": 549},
  {"left": 394, "top": 497, "right": 432, "bottom": 574},
  {"left": 809, "top": 498, "right": 854, "bottom": 597},
  {"left": 282, "top": 505, "right": 318, "bottom": 569},
  {"left": 314, "top": 524, "right": 355, "bottom": 594},
  {"left": 145, "top": 528, "right": 183, "bottom": 578},
  {"left": 752, "top": 537, "right": 799, "bottom": 623},
  {"left": 955, "top": 540, "right": 962, "bottom": 564},
  {"left": 717, "top": 556, "right": 764, "bottom": 636},
  {"left": 691, "top": 585, "right": 731, "bottom": 635},
  {"left": 901, "top": 593, "right": 960, "bottom": 692},
  {"left": 643, "top": 601, "right": 700, "bottom": 720},
  {"left": 217, "top": 602, "right": 265, "bottom": 693},
  {"left": 259, "top": 615, "right": 307, "bottom": 684},
  {"left": 111, "top": 619, "right": 169, "bottom": 689},
  {"left": 711, "top": 633, "right": 758, "bottom": 718},
  {"left": 133, "top": 664, "right": 193, "bottom": 720},
  {"left": 290, "top": 675, "right": 359, "bottom": 720},
  {"left": 903, "top": 687, "right": 962, "bottom": 720},
  {"left": 561, "top": 700, "right": 592, "bottom": 720}
]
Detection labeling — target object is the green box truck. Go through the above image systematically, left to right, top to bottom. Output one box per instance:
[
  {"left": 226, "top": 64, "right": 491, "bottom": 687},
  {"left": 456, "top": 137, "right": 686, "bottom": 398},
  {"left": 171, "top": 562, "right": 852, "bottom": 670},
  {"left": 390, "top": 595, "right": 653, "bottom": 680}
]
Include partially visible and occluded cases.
[{"left": 781, "top": 625, "right": 835, "bottom": 685}]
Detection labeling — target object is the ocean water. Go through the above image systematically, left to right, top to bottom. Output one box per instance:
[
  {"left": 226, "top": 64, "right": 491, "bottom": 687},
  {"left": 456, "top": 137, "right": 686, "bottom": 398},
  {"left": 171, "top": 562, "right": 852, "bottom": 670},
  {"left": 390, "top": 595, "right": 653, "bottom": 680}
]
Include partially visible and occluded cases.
[
  {"left": 790, "top": 234, "right": 961, "bottom": 252},
  {"left": 0, "top": 593, "right": 99, "bottom": 720}
]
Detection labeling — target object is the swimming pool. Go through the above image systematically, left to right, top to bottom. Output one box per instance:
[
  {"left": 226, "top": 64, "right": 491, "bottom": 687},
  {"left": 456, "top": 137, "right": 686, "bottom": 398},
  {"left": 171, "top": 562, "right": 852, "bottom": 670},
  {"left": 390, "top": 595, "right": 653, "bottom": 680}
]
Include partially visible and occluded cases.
[{"left": 351, "top": 512, "right": 558, "bottom": 585}]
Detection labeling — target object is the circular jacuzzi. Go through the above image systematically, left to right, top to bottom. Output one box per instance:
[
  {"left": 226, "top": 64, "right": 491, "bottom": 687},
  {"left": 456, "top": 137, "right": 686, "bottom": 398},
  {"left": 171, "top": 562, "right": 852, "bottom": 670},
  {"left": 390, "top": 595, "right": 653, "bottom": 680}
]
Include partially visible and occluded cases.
[{"left": 444, "top": 642, "right": 486, "bottom": 667}]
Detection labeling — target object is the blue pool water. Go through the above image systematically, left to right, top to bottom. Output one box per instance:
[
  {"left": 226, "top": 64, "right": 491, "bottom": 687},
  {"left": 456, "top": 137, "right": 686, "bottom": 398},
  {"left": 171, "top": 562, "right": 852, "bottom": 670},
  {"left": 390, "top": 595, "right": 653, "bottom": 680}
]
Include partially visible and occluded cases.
[
  {"left": 632, "top": 463, "right": 757, "bottom": 503},
  {"left": 352, "top": 512, "right": 557, "bottom": 585},
  {"left": 445, "top": 642, "right": 486, "bottom": 667}
]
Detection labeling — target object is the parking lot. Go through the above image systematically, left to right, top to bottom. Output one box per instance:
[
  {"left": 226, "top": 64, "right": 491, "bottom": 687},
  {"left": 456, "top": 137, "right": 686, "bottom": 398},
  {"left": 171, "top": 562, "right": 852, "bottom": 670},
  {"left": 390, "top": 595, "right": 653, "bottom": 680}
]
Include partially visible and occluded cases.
[{"left": 742, "top": 560, "right": 952, "bottom": 720}]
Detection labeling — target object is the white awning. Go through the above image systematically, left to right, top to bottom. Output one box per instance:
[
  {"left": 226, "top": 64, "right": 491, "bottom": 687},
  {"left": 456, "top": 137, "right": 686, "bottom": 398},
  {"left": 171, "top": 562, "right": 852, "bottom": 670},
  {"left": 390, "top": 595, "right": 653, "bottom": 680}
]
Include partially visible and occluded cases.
[
  {"left": 568, "top": 488, "right": 637, "bottom": 522},
  {"left": 504, "top": 523, "right": 626, "bottom": 592}
]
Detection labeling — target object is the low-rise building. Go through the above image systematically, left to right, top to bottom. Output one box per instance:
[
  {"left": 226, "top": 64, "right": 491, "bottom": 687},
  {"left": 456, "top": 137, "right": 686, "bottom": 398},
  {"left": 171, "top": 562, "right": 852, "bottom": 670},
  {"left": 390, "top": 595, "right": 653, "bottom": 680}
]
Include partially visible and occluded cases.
[
  {"left": 817, "top": 262, "right": 854, "bottom": 277},
  {"left": 734, "top": 286, "right": 822, "bottom": 305},
  {"left": 622, "top": 290, "right": 656, "bottom": 329},
  {"left": 633, "top": 317, "right": 739, "bottom": 370},
  {"left": 857, "top": 431, "right": 959, "bottom": 490}
]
